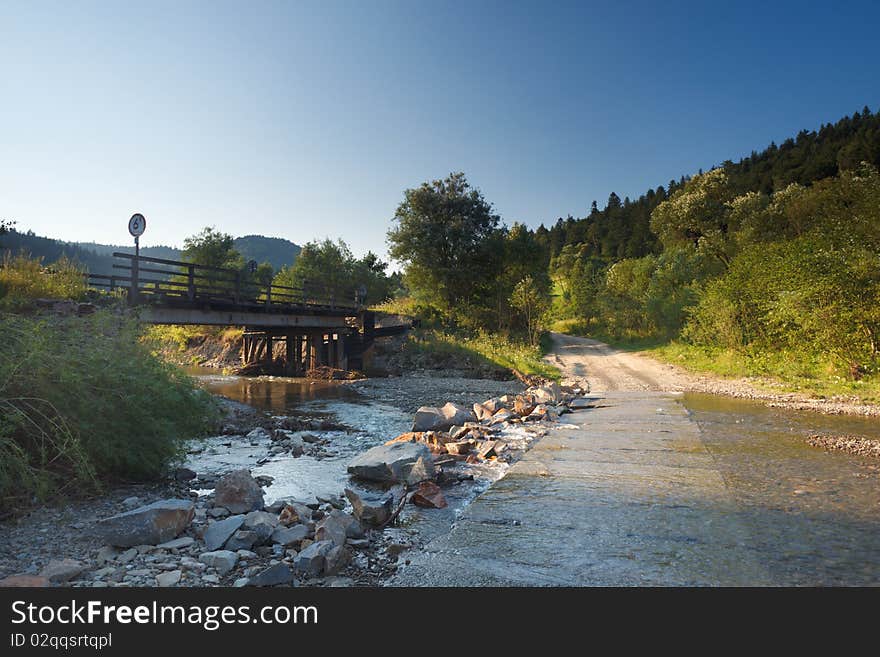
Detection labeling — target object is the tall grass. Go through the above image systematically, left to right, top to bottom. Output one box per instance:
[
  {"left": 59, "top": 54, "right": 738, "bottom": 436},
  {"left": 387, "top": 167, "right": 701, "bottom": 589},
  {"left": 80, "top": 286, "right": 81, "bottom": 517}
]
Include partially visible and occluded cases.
[
  {"left": 0, "top": 252, "right": 86, "bottom": 308},
  {"left": 0, "top": 311, "right": 219, "bottom": 511}
]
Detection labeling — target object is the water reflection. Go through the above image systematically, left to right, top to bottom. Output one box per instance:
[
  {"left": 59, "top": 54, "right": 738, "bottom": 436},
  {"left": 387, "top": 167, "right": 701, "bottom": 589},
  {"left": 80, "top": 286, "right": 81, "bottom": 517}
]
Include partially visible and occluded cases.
[{"left": 186, "top": 368, "right": 360, "bottom": 414}]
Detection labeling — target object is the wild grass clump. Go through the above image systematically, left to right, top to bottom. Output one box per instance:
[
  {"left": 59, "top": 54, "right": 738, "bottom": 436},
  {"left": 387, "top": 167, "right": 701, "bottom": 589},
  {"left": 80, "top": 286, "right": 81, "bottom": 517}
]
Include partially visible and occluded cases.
[
  {"left": 0, "top": 252, "right": 86, "bottom": 308},
  {"left": 0, "top": 310, "right": 219, "bottom": 511}
]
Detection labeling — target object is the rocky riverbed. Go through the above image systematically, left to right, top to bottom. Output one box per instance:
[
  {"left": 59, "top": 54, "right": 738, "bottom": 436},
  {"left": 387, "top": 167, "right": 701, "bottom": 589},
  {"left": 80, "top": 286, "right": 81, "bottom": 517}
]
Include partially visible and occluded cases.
[{"left": 0, "top": 373, "right": 591, "bottom": 588}]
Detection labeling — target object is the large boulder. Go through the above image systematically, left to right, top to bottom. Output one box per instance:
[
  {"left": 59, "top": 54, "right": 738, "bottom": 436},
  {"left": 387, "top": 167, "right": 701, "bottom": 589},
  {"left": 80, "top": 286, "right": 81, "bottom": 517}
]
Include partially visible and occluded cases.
[
  {"left": 412, "top": 403, "right": 476, "bottom": 432},
  {"left": 347, "top": 442, "right": 435, "bottom": 485},
  {"left": 213, "top": 470, "right": 265, "bottom": 514},
  {"left": 410, "top": 482, "right": 448, "bottom": 509},
  {"left": 344, "top": 489, "right": 392, "bottom": 528},
  {"left": 95, "top": 499, "right": 194, "bottom": 548},
  {"left": 242, "top": 510, "right": 278, "bottom": 543},
  {"left": 328, "top": 510, "right": 365, "bottom": 539},
  {"left": 203, "top": 515, "right": 245, "bottom": 551},
  {"left": 315, "top": 515, "right": 348, "bottom": 548},
  {"left": 271, "top": 524, "right": 309, "bottom": 547},
  {"left": 225, "top": 530, "right": 259, "bottom": 551},
  {"left": 294, "top": 540, "right": 334, "bottom": 577},
  {"left": 325, "top": 545, "right": 351, "bottom": 576},
  {"left": 199, "top": 550, "right": 238, "bottom": 575},
  {"left": 39, "top": 559, "right": 85, "bottom": 584},
  {"left": 247, "top": 563, "right": 294, "bottom": 587}
]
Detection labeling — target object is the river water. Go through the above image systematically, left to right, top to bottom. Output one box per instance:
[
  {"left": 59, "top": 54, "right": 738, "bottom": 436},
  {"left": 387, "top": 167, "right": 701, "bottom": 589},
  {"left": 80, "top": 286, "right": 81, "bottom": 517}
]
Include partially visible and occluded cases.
[
  {"left": 186, "top": 370, "right": 521, "bottom": 545},
  {"left": 188, "top": 370, "right": 880, "bottom": 585},
  {"left": 682, "top": 393, "right": 880, "bottom": 585}
]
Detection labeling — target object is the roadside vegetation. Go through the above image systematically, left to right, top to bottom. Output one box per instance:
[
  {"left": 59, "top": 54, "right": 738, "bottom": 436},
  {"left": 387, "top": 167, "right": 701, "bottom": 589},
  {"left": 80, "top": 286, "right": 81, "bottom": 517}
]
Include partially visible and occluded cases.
[
  {"left": 546, "top": 108, "right": 880, "bottom": 399},
  {"left": 0, "top": 250, "right": 219, "bottom": 513}
]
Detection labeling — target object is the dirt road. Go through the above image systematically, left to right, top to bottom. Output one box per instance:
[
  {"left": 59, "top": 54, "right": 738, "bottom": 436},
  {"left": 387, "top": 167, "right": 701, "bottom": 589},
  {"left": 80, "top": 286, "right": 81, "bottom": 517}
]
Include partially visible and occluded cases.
[
  {"left": 545, "top": 332, "right": 880, "bottom": 416},
  {"left": 547, "top": 332, "right": 675, "bottom": 392}
]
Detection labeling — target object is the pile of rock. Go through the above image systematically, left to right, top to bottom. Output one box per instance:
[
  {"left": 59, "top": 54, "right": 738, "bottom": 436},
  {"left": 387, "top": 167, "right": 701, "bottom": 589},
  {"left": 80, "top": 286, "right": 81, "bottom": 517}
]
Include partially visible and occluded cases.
[
  {"left": 345, "top": 382, "right": 595, "bottom": 512},
  {"left": 353, "top": 383, "right": 591, "bottom": 466}
]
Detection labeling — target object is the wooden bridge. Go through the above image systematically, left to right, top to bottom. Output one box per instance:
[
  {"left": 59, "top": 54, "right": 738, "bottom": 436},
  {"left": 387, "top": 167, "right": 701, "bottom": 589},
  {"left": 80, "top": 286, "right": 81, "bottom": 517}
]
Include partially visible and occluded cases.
[{"left": 87, "top": 252, "right": 409, "bottom": 373}]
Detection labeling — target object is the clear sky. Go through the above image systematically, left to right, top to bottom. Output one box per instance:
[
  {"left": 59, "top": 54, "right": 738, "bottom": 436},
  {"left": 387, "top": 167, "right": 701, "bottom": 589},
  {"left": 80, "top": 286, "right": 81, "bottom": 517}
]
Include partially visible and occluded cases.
[{"left": 2, "top": 1, "right": 878, "bottom": 260}]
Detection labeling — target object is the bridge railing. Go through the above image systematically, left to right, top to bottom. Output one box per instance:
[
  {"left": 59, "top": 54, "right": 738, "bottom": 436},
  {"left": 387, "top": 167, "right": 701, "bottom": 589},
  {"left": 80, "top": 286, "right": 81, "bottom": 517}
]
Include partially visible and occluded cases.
[{"left": 87, "top": 253, "right": 361, "bottom": 312}]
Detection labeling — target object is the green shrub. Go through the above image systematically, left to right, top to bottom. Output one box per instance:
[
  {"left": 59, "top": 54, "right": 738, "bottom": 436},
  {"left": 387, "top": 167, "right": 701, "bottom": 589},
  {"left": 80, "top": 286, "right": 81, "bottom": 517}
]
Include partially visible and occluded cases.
[
  {"left": 684, "top": 236, "right": 880, "bottom": 378},
  {"left": 0, "top": 310, "right": 219, "bottom": 510}
]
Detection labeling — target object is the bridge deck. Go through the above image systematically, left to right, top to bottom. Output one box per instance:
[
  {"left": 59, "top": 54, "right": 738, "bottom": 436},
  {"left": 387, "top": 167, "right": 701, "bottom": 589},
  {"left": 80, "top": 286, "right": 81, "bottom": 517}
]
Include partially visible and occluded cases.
[{"left": 87, "top": 252, "right": 361, "bottom": 327}]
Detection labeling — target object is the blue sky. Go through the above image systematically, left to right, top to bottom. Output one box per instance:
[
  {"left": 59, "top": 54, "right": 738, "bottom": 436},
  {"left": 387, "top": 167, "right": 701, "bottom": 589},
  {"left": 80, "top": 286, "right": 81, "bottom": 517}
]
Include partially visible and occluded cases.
[{"left": 2, "top": 1, "right": 878, "bottom": 261}]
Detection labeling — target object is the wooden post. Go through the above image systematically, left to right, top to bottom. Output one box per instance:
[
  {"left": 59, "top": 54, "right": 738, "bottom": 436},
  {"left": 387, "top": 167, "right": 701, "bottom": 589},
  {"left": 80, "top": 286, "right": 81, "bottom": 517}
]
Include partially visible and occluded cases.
[
  {"left": 130, "top": 248, "right": 139, "bottom": 306},
  {"left": 187, "top": 265, "right": 195, "bottom": 302},
  {"left": 328, "top": 333, "right": 336, "bottom": 369},
  {"left": 338, "top": 333, "right": 347, "bottom": 371},
  {"left": 285, "top": 334, "right": 294, "bottom": 375},
  {"left": 308, "top": 335, "right": 319, "bottom": 369},
  {"left": 296, "top": 336, "right": 304, "bottom": 375}
]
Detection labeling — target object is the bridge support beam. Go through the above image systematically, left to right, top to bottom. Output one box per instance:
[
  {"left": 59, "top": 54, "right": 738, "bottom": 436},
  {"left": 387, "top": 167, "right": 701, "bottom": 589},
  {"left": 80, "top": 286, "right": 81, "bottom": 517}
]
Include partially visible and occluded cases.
[
  {"left": 241, "top": 328, "right": 355, "bottom": 375},
  {"left": 327, "top": 333, "right": 336, "bottom": 369},
  {"left": 337, "top": 333, "right": 347, "bottom": 371}
]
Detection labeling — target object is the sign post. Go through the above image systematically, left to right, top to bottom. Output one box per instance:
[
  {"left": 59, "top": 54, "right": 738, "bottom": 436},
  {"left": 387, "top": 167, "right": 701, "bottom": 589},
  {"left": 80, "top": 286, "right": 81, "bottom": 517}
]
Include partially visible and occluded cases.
[{"left": 128, "top": 213, "right": 146, "bottom": 305}]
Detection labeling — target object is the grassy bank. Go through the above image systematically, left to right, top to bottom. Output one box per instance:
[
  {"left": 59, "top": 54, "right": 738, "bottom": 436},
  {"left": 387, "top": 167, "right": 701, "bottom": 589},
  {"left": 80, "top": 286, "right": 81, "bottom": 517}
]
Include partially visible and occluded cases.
[
  {"left": 0, "top": 255, "right": 219, "bottom": 511},
  {"left": 372, "top": 298, "right": 560, "bottom": 381},
  {"left": 0, "top": 311, "right": 220, "bottom": 511},
  {"left": 551, "top": 319, "right": 880, "bottom": 402},
  {"left": 144, "top": 324, "right": 243, "bottom": 368},
  {"left": 404, "top": 329, "right": 560, "bottom": 381},
  {"left": 645, "top": 342, "right": 880, "bottom": 403}
]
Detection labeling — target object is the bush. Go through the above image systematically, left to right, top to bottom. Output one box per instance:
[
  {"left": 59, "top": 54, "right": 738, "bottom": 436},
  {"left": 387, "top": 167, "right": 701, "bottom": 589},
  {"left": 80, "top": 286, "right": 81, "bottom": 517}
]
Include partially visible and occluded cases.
[
  {"left": 684, "top": 237, "right": 880, "bottom": 377},
  {"left": 0, "top": 310, "right": 219, "bottom": 510}
]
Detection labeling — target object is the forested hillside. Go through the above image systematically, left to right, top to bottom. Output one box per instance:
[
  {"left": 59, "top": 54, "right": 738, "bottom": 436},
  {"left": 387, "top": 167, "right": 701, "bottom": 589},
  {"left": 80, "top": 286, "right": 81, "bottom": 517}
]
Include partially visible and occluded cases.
[
  {"left": 388, "top": 106, "right": 880, "bottom": 391},
  {"left": 537, "top": 106, "right": 880, "bottom": 263},
  {"left": 0, "top": 231, "right": 301, "bottom": 275},
  {"left": 233, "top": 235, "right": 302, "bottom": 270}
]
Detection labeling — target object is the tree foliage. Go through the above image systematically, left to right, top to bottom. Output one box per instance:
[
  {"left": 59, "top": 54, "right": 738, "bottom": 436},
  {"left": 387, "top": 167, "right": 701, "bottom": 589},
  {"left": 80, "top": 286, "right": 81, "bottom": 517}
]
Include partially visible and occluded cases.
[
  {"left": 388, "top": 172, "right": 503, "bottom": 313},
  {"left": 182, "top": 227, "right": 245, "bottom": 270},
  {"left": 273, "top": 238, "right": 394, "bottom": 305},
  {"left": 510, "top": 275, "right": 550, "bottom": 346}
]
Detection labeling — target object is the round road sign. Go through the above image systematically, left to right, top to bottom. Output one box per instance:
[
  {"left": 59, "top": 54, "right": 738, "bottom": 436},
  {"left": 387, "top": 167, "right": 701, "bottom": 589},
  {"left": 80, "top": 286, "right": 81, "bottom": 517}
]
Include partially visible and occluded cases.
[{"left": 128, "top": 213, "right": 146, "bottom": 237}]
